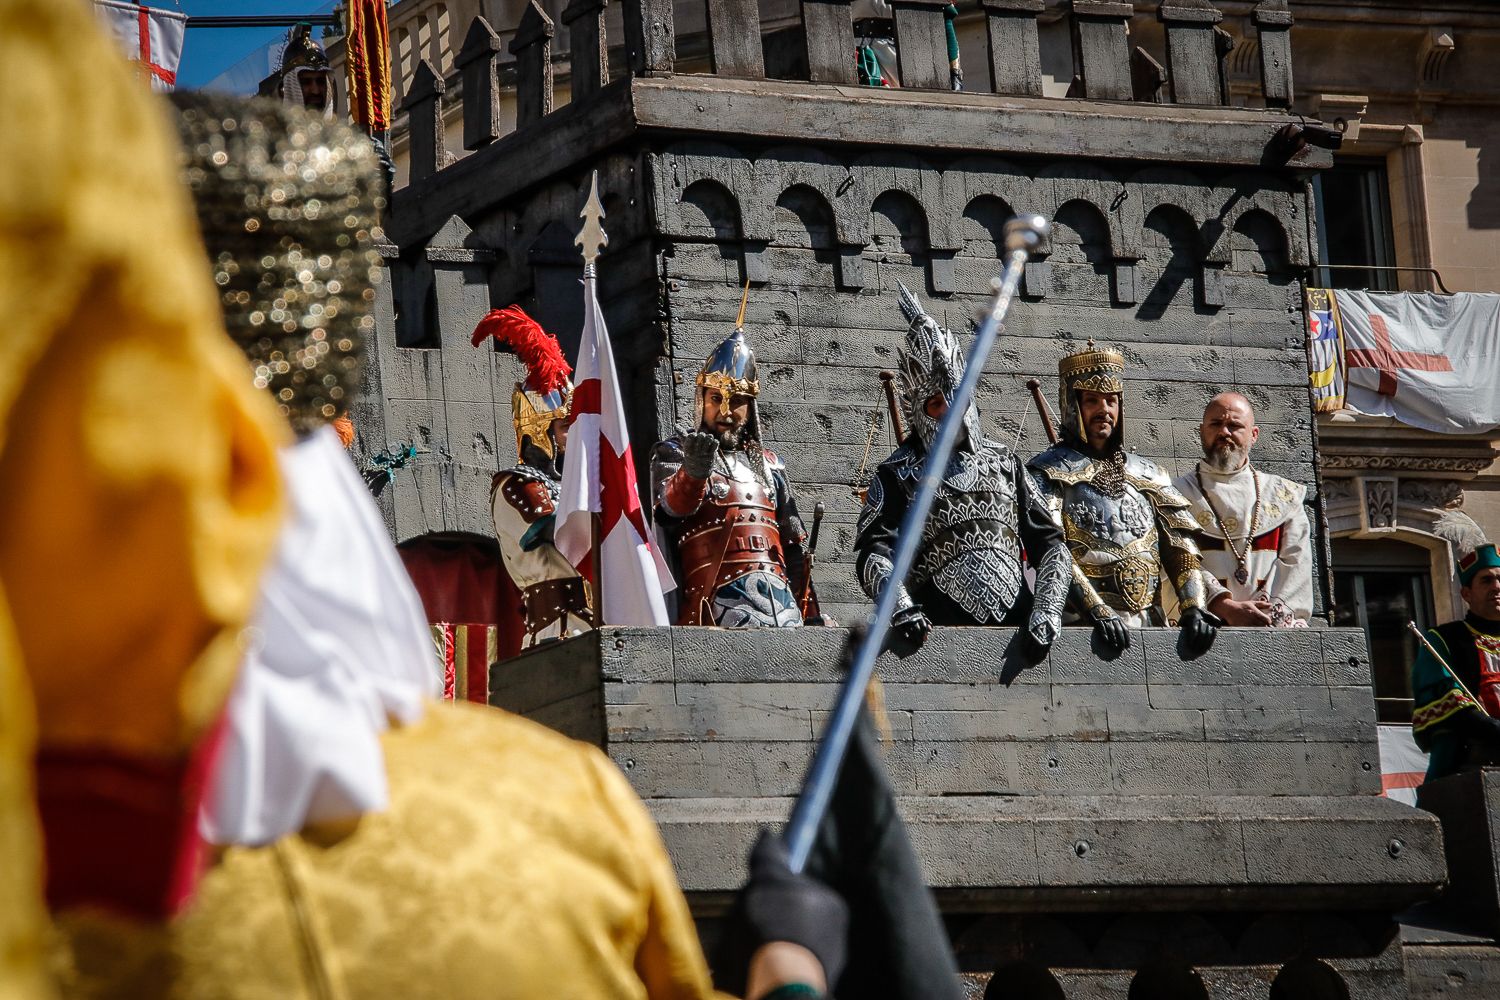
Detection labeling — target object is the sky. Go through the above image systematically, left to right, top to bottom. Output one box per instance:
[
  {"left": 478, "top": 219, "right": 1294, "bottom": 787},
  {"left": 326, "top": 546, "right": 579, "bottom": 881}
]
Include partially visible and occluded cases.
[{"left": 145, "top": 0, "right": 340, "bottom": 91}]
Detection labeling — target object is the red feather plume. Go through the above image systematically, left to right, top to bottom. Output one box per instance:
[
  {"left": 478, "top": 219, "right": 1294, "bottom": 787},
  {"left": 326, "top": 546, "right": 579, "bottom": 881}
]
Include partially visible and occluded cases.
[{"left": 470, "top": 306, "right": 572, "bottom": 394}]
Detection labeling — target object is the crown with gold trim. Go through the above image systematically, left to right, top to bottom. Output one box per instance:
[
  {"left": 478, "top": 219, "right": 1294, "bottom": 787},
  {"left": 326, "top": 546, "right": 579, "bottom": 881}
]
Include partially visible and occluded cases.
[
  {"left": 697, "top": 327, "right": 760, "bottom": 399},
  {"left": 1058, "top": 338, "right": 1125, "bottom": 395}
]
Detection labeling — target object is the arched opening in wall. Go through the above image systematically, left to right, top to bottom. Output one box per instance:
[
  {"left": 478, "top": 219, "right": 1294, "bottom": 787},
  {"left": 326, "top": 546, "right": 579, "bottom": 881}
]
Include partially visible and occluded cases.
[
  {"left": 674, "top": 178, "right": 744, "bottom": 282},
  {"left": 680, "top": 179, "right": 742, "bottom": 241},
  {"left": 773, "top": 183, "right": 838, "bottom": 282},
  {"left": 775, "top": 184, "right": 836, "bottom": 251},
  {"left": 870, "top": 190, "right": 930, "bottom": 265},
  {"left": 962, "top": 195, "right": 1015, "bottom": 260},
  {"left": 1049, "top": 199, "right": 1111, "bottom": 301},
  {"left": 1139, "top": 204, "right": 1201, "bottom": 320},
  {"left": 1232, "top": 209, "right": 1294, "bottom": 285},
  {"left": 397, "top": 530, "right": 523, "bottom": 697},
  {"left": 1330, "top": 536, "right": 1438, "bottom": 723},
  {"left": 1269, "top": 958, "right": 1351, "bottom": 1000},
  {"left": 1127, "top": 959, "right": 1209, "bottom": 1000},
  {"left": 983, "top": 960, "right": 1066, "bottom": 1000}
]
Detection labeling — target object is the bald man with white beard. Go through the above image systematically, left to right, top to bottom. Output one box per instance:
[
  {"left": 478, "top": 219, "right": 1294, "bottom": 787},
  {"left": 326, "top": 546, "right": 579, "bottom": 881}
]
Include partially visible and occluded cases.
[{"left": 1172, "top": 393, "right": 1313, "bottom": 627}]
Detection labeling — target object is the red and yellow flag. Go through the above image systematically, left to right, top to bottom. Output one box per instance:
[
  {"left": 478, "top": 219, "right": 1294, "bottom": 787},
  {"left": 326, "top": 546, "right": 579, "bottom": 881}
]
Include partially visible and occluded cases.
[{"left": 344, "top": 0, "right": 393, "bottom": 131}]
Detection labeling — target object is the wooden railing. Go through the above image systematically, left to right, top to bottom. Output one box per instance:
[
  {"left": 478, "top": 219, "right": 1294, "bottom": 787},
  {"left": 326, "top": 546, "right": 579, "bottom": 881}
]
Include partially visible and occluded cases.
[{"left": 401, "top": 0, "right": 1298, "bottom": 183}]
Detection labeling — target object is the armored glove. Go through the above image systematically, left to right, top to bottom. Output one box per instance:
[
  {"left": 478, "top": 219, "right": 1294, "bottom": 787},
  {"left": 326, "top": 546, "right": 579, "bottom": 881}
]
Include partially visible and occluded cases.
[
  {"left": 681, "top": 430, "right": 719, "bottom": 480},
  {"left": 890, "top": 603, "right": 932, "bottom": 651},
  {"left": 1178, "top": 606, "right": 1218, "bottom": 659},
  {"left": 1092, "top": 612, "right": 1130, "bottom": 654},
  {"left": 1019, "top": 616, "right": 1057, "bottom": 665},
  {"left": 716, "top": 830, "right": 849, "bottom": 997}
]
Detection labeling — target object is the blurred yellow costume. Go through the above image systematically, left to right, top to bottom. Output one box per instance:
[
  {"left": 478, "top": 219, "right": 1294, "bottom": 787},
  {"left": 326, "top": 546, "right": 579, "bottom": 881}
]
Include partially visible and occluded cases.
[
  {"left": 0, "top": 0, "right": 284, "bottom": 994},
  {"left": 0, "top": 5, "right": 725, "bottom": 1000}
]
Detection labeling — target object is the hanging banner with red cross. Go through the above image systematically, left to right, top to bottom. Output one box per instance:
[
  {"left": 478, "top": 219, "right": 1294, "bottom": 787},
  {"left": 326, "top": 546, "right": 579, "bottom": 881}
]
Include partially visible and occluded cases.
[
  {"left": 93, "top": 1, "right": 187, "bottom": 92},
  {"left": 555, "top": 177, "right": 675, "bottom": 625},
  {"left": 1307, "top": 288, "right": 1500, "bottom": 434}
]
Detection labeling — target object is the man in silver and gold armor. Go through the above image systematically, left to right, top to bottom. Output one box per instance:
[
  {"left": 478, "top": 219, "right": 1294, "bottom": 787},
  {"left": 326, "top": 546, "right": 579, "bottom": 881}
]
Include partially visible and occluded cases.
[
  {"left": 853, "top": 286, "right": 1071, "bottom": 657},
  {"left": 651, "top": 328, "right": 823, "bottom": 627},
  {"left": 1027, "top": 342, "right": 1217, "bottom": 656},
  {"left": 491, "top": 359, "right": 596, "bottom": 646}
]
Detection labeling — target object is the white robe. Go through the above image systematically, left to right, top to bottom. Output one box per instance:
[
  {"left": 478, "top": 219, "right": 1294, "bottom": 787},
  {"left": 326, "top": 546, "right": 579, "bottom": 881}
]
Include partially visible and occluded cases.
[{"left": 1172, "top": 460, "right": 1313, "bottom": 623}]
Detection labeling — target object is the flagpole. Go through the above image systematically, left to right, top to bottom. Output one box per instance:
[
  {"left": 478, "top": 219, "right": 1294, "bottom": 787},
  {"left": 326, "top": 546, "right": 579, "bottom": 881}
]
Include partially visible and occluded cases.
[
  {"left": 577, "top": 171, "right": 610, "bottom": 623},
  {"left": 783, "top": 215, "right": 1049, "bottom": 873}
]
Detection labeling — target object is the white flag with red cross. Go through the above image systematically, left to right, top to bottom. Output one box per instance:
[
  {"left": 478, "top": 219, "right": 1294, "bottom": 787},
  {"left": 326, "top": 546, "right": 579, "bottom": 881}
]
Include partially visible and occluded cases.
[
  {"left": 94, "top": 1, "right": 187, "bottom": 92},
  {"left": 554, "top": 185, "right": 674, "bottom": 624},
  {"left": 1333, "top": 289, "right": 1500, "bottom": 435}
]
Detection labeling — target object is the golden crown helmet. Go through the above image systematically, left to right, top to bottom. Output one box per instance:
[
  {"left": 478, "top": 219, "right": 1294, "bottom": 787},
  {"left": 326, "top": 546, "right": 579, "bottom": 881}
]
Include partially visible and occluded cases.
[
  {"left": 471, "top": 306, "right": 572, "bottom": 464},
  {"left": 693, "top": 326, "right": 765, "bottom": 444},
  {"left": 1057, "top": 339, "right": 1126, "bottom": 445}
]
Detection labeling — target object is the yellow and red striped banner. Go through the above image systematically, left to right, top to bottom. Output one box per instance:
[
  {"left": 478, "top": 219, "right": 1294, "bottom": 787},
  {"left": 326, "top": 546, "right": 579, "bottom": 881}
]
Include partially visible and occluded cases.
[
  {"left": 344, "top": 0, "right": 392, "bottom": 131},
  {"left": 432, "top": 623, "right": 500, "bottom": 704}
]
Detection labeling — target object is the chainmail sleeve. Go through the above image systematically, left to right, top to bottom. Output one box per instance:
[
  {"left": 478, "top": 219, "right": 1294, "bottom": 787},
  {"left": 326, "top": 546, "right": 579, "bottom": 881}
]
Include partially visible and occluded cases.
[
  {"left": 853, "top": 462, "right": 917, "bottom": 613},
  {"left": 1014, "top": 462, "right": 1070, "bottom": 637}
]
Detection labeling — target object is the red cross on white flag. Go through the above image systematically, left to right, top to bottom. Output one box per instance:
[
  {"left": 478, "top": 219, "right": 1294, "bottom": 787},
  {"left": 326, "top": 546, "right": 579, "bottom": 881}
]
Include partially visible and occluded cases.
[
  {"left": 94, "top": 1, "right": 187, "bottom": 92},
  {"left": 554, "top": 259, "right": 674, "bottom": 625},
  {"left": 1331, "top": 288, "right": 1500, "bottom": 435}
]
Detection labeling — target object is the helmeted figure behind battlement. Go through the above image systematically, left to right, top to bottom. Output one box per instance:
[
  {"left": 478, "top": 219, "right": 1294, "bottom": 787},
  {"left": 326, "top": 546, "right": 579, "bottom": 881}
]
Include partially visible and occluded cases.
[
  {"left": 853, "top": 285, "right": 1070, "bottom": 655},
  {"left": 475, "top": 306, "right": 595, "bottom": 646},
  {"left": 651, "top": 325, "right": 823, "bottom": 627},
  {"left": 1027, "top": 342, "right": 1217, "bottom": 658}
]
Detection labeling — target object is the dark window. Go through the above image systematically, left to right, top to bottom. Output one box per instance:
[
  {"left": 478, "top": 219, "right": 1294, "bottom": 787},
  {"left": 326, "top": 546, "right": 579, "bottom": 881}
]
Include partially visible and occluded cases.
[
  {"left": 1312, "top": 160, "right": 1397, "bottom": 291},
  {"left": 1331, "top": 539, "right": 1436, "bottom": 723}
]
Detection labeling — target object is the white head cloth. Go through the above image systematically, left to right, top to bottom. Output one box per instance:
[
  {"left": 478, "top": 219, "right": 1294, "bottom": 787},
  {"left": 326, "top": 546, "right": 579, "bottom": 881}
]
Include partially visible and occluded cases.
[
  {"left": 281, "top": 66, "right": 336, "bottom": 120},
  {"left": 201, "top": 426, "right": 439, "bottom": 846}
]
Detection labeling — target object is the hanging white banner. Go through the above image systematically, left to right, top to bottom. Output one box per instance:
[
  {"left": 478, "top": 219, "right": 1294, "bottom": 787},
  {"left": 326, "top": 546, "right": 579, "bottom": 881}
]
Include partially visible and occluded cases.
[
  {"left": 93, "top": 1, "right": 187, "bottom": 92},
  {"left": 1335, "top": 289, "right": 1500, "bottom": 435}
]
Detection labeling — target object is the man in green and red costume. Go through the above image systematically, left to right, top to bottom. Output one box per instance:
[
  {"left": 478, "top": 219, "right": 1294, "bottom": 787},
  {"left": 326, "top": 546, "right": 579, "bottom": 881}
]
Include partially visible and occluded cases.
[{"left": 1412, "top": 543, "right": 1500, "bottom": 781}]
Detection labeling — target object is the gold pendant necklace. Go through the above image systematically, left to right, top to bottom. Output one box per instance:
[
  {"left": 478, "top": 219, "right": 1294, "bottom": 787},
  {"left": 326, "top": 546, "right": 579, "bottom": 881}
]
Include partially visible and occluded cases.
[{"left": 1196, "top": 465, "right": 1261, "bottom": 586}]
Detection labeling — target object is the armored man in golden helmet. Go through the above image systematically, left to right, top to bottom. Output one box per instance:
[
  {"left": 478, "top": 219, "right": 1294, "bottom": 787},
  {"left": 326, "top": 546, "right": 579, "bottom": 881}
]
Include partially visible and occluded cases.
[
  {"left": 475, "top": 306, "right": 595, "bottom": 645},
  {"left": 651, "top": 327, "right": 824, "bottom": 627},
  {"left": 1027, "top": 342, "right": 1217, "bottom": 657}
]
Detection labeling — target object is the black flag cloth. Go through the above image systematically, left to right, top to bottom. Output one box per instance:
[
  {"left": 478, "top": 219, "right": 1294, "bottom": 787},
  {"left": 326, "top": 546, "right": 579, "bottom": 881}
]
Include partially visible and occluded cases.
[{"left": 803, "top": 710, "right": 962, "bottom": 1000}]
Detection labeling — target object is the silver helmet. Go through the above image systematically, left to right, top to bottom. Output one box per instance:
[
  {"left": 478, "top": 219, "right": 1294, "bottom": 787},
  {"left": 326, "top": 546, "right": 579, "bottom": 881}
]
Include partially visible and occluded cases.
[
  {"left": 895, "top": 284, "right": 981, "bottom": 452},
  {"left": 693, "top": 326, "right": 762, "bottom": 445}
]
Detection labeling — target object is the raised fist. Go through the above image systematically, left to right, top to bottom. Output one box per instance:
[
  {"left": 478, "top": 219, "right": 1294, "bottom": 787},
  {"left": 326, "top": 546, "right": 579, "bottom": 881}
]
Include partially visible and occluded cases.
[{"left": 681, "top": 430, "right": 719, "bottom": 479}]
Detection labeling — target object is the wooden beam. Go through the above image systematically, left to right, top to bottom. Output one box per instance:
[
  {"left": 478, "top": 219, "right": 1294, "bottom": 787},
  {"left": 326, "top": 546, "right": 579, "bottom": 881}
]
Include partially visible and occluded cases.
[
  {"left": 509, "top": 0, "right": 556, "bottom": 129},
  {"left": 562, "top": 0, "right": 610, "bottom": 99},
  {"left": 622, "top": 0, "right": 675, "bottom": 74},
  {"left": 705, "top": 0, "right": 766, "bottom": 78},
  {"left": 801, "top": 0, "right": 857, "bottom": 85},
  {"left": 891, "top": 0, "right": 952, "bottom": 90},
  {"left": 982, "top": 0, "right": 1044, "bottom": 97},
  {"left": 1068, "top": 0, "right": 1133, "bottom": 102},
  {"left": 1159, "top": 0, "right": 1225, "bottom": 106},
  {"left": 1253, "top": 0, "right": 1295, "bottom": 109},
  {"left": 457, "top": 16, "right": 503, "bottom": 150},
  {"left": 402, "top": 58, "right": 447, "bottom": 184},
  {"left": 626, "top": 76, "right": 1331, "bottom": 168}
]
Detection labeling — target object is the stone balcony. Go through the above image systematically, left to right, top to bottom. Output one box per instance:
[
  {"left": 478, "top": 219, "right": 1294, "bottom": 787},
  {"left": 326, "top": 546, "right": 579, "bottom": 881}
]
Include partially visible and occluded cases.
[{"left": 492, "top": 625, "right": 1444, "bottom": 912}]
